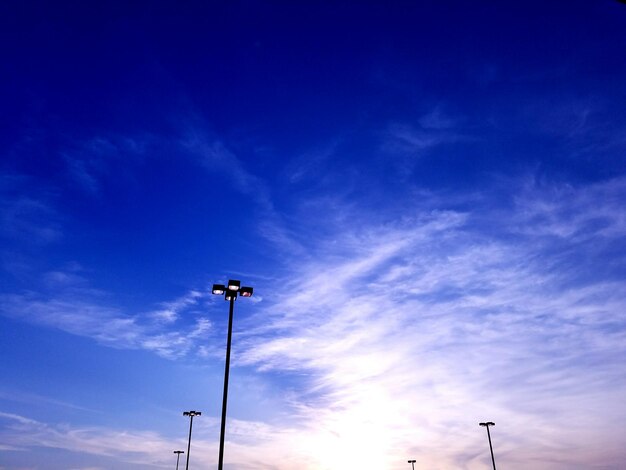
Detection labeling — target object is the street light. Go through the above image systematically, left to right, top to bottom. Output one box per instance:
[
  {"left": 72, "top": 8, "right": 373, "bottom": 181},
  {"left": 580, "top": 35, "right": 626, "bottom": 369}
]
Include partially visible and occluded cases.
[
  {"left": 213, "top": 279, "right": 254, "bottom": 470},
  {"left": 183, "top": 411, "right": 201, "bottom": 470},
  {"left": 479, "top": 421, "right": 497, "bottom": 470},
  {"left": 173, "top": 450, "right": 184, "bottom": 470},
  {"left": 408, "top": 459, "right": 416, "bottom": 470}
]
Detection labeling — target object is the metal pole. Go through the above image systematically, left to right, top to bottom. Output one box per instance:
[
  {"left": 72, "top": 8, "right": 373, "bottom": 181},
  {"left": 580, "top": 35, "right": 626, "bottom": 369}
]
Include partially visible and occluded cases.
[
  {"left": 218, "top": 297, "right": 235, "bottom": 470},
  {"left": 185, "top": 415, "right": 194, "bottom": 470},
  {"left": 485, "top": 425, "right": 496, "bottom": 470},
  {"left": 175, "top": 451, "right": 183, "bottom": 470}
]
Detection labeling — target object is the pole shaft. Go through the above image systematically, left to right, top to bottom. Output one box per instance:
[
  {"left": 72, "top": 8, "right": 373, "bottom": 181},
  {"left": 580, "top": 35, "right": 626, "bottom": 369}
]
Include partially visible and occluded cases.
[
  {"left": 218, "top": 298, "right": 235, "bottom": 470},
  {"left": 185, "top": 416, "right": 194, "bottom": 470},
  {"left": 486, "top": 425, "right": 496, "bottom": 470},
  {"left": 176, "top": 453, "right": 181, "bottom": 470}
]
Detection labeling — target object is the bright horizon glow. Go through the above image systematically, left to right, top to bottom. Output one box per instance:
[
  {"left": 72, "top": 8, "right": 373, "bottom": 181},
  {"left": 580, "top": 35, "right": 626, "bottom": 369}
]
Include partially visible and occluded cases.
[{"left": 1, "top": 2, "right": 625, "bottom": 469}]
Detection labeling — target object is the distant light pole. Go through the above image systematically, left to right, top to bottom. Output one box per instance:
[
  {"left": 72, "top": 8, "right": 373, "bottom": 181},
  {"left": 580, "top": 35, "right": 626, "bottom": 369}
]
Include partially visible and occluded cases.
[
  {"left": 212, "top": 279, "right": 254, "bottom": 470},
  {"left": 183, "top": 410, "right": 201, "bottom": 470},
  {"left": 479, "top": 421, "right": 497, "bottom": 470},
  {"left": 173, "top": 450, "right": 184, "bottom": 470},
  {"left": 408, "top": 459, "right": 416, "bottom": 470}
]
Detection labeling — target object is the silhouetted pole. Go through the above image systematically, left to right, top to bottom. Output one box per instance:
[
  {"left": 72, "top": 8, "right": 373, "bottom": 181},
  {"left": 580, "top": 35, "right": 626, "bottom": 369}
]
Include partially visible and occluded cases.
[
  {"left": 212, "top": 280, "right": 254, "bottom": 470},
  {"left": 217, "top": 296, "right": 235, "bottom": 470},
  {"left": 183, "top": 411, "right": 201, "bottom": 470},
  {"left": 479, "top": 421, "right": 497, "bottom": 470},
  {"left": 173, "top": 450, "right": 184, "bottom": 470},
  {"left": 408, "top": 459, "right": 416, "bottom": 470}
]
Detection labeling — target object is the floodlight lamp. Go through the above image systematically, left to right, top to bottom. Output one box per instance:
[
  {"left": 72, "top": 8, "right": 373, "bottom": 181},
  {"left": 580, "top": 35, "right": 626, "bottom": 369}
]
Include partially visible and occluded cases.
[
  {"left": 227, "top": 280, "right": 240, "bottom": 291},
  {"left": 212, "top": 284, "right": 226, "bottom": 295},
  {"left": 240, "top": 286, "right": 253, "bottom": 297},
  {"left": 225, "top": 290, "right": 237, "bottom": 301},
  {"left": 408, "top": 460, "right": 416, "bottom": 463}
]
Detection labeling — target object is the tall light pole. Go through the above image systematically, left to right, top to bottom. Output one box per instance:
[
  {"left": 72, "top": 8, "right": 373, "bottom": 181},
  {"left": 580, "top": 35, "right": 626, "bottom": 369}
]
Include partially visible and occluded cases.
[
  {"left": 212, "top": 279, "right": 254, "bottom": 470},
  {"left": 183, "top": 410, "right": 201, "bottom": 470},
  {"left": 479, "top": 421, "right": 497, "bottom": 470},
  {"left": 173, "top": 450, "right": 184, "bottom": 470},
  {"left": 408, "top": 459, "right": 416, "bottom": 470}
]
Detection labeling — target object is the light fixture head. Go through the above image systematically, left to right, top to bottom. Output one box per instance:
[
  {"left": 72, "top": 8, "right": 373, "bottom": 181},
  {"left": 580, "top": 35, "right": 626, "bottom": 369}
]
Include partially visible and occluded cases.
[
  {"left": 227, "top": 279, "right": 241, "bottom": 291},
  {"left": 212, "top": 284, "right": 226, "bottom": 295},
  {"left": 240, "top": 286, "right": 253, "bottom": 297},
  {"left": 225, "top": 290, "right": 237, "bottom": 301},
  {"left": 183, "top": 410, "right": 201, "bottom": 417},
  {"left": 479, "top": 421, "right": 495, "bottom": 427},
  {"left": 408, "top": 460, "right": 416, "bottom": 463}
]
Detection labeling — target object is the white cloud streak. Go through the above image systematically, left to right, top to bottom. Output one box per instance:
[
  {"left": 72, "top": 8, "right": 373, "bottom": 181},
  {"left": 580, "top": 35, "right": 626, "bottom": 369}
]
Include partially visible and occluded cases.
[
  {"left": 2, "top": 121, "right": 625, "bottom": 468},
  {"left": 232, "top": 176, "right": 626, "bottom": 469},
  {"left": 0, "top": 194, "right": 62, "bottom": 245},
  {"left": 0, "top": 288, "right": 213, "bottom": 360},
  {"left": 0, "top": 410, "right": 311, "bottom": 470},
  {"left": 0, "top": 411, "right": 172, "bottom": 468}
]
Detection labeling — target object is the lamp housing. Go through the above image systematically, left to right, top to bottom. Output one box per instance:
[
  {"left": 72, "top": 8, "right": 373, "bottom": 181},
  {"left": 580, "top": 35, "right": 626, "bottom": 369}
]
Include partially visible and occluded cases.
[
  {"left": 227, "top": 280, "right": 240, "bottom": 291},
  {"left": 212, "top": 284, "right": 226, "bottom": 295},
  {"left": 240, "top": 286, "right": 253, "bottom": 297}
]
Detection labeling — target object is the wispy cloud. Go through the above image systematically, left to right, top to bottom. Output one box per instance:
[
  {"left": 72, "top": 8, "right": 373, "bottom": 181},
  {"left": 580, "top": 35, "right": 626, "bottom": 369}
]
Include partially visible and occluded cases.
[
  {"left": 384, "top": 106, "right": 467, "bottom": 155},
  {"left": 418, "top": 106, "right": 459, "bottom": 130},
  {"left": 379, "top": 108, "right": 472, "bottom": 181},
  {"left": 2, "top": 118, "right": 624, "bottom": 468},
  {"left": 385, "top": 123, "right": 456, "bottom": 153},
  {"left": 180, "top": 125, "right": 309, "bottom": 257},
  {"left": 181, "top": 129, "right": 273, "bottom": 210},
  {"left": 61, "top": 135, "right": 151, "bottom": 195},
  {"left": 0, "top": 176, "right": 62, "bottom": 245},
  {"left": 231, "top": 176, "right": 626, "bottom": 468},
  {"left": 0, "top": 286, "right": 213, "bottom": 360},
  {"left": 147, "top": 289, "right": 205, "bottom": 324},
  {"left": 0, "top": 389, "right": 98, "bottom": 414},
  {"left": 0, "top": 410, "right": 308, "bottom": 470},
  {"left": 0, "top": 411, "right": 171, "bottom": 467}
]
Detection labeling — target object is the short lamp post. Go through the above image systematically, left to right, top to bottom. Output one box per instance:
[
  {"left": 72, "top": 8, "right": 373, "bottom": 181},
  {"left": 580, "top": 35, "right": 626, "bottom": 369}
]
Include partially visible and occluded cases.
[
  {"left": 212, "top": 279, "right": 254, "bottom": 470},
  {"left": 183, "top": 411, "right": 201, "bottom": 470},
  {"left": 479, "top": 421, "right": 497, "bottom": 470},
  {"left": 173, "top": 450, "right": 184, "bottom": 470},
  {"left": 408, "top": 459, "right": 416, "bottom": 470}
]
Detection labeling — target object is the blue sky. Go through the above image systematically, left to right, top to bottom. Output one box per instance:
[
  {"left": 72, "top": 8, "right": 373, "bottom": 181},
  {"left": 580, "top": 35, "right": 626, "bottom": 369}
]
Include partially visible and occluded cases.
[{"left": 1, "top": 1, "right": 625, "bottom": 469}]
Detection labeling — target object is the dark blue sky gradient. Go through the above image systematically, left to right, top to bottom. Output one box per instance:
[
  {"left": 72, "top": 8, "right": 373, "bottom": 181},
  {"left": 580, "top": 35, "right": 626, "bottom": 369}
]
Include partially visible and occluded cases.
[{"left": 1, "top": 2, "right": 625, "bottom": 469}]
